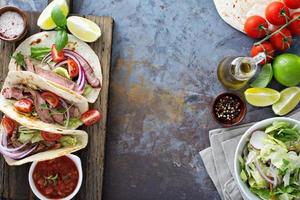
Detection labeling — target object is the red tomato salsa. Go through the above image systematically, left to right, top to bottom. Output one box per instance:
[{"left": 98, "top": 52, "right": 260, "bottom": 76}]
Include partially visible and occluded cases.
[{"left": 32, "top": 156, "right": 79, "bottom": 199}]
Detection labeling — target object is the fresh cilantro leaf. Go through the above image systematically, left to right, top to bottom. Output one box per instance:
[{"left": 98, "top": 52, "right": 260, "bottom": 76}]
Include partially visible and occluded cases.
[
  {"left": 12, "top": 52, "right": 26, "bottom": 68},
  {"left": 40, "top": 103, "right": 49, "bottom": 109}
]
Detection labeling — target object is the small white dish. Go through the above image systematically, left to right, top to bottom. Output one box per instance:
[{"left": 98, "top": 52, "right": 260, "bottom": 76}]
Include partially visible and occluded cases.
[
  {"left": 234, "top": 117, "right": 300, "bottom": 200},
  {"left": 28, "top": 154, "right": 83, "bottom": 200}
]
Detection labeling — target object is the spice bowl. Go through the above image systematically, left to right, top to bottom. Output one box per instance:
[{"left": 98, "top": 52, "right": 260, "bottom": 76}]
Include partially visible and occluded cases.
[
  {"left": 0, "top": 6, "right": 28, "bottom": 42},
  {"left": 212, "top": 92, "right": 246, "bottom": 127}
]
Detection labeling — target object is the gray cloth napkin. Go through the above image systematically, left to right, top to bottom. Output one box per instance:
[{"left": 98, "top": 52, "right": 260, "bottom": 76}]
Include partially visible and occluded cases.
[{"left": 200, "top": 110, "right": 300, "bottom": 200}]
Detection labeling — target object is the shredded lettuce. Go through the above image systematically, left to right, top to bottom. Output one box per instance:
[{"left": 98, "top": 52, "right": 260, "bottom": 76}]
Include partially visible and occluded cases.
[{"left": 240, "top": 121, "right": 300, "bottom": 200}]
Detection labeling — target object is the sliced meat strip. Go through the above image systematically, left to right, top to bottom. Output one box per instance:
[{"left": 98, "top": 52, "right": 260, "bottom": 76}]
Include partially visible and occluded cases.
[
  {"left": 24, "top": 57, "right": 35, "bottom": 72},
  {"left": 35, "top": 67, "right": 79, "bottom": 91},
  {"left": 2, "top": 87, "right": 24, "bottom": 100},
  {"left": 27, "top": 89, "right": 54, "bottom": 123},
  {"left": 69, "top": 106, "right": 80, "bottom": 118},
  {"left": 51, "top": 110, "right": 65, "bottom": 125},
  {"left": 10, "top": 131, "right": 23, "bottom": 148},
  {"left": 41, "top": 140, "right": 56, "bottom": 147},
  {"left": 50, "top": 143, "right": 61, "bottom": 150}
]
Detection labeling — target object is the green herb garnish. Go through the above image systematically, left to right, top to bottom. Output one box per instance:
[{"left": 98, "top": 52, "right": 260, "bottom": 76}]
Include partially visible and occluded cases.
[
  {"left": 51, "top": 6, "right": 68, "bottom": 51},
  {"left": 30, "top": 47, "right": 51, "bottom": 61},
  {"left": 12, "top": 52, "right": 26, "bottom": 69},
  {"left": 44, "top": 174, "right": 58, "bottom": 186}
]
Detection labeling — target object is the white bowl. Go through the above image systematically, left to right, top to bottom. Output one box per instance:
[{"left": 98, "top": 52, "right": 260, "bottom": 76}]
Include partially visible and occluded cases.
[
  {"left": 234, "top": 117, "right": 300, "bottom": 200},
  {"left": 28, "top": 154, "right": 83, "bottom": 200}
]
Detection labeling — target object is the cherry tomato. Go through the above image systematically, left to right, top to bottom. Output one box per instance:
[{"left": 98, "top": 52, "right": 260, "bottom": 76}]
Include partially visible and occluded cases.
[
  {"left": 283, "top": 0, "right": 300, "bottom": 9},
  {"left": 265, "top": 2, "right": 290, "bottom": 26},
  {"left": 288, "top": 12, "right": 300, "bottom": 35},
  {"left": 244, "top": 15, "right": 268, "bottom": 39},
  {"left": 270, "top": 28, "right": 292, "bottom": 51},
  {"left": 251, "top": 42, "right": 275, "bottom": 65},
  {"left": 51, "top": 44, "right": 65, "bottom": 63},
  {"left": 67, "top": 58, "right": 79, "bottom": 78},
  {"left": 41, "top": 92, "right": 60, "bottom": 108},
  {"left": 14, "top": 98, "right": 34, "bottom": 113},
  {"left": 80, "top": 109, "right": 101, "bottom": 126},
  {"left": 1, "top": 116, "right": 16, "bottom": 137},
  {"left": 41, "top": 131, "right": 62, "bottom": 142}
]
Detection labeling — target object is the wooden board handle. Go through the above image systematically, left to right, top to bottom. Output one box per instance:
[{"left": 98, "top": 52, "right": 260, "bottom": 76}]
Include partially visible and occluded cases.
[{"left": 47, "top": 0, "right": 72, "bottom": 12}]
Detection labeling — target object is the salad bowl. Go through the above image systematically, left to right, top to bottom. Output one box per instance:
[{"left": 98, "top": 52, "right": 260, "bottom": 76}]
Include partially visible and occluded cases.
[{"left": 234, "top": 117, "right": 300, "bottom": 200}]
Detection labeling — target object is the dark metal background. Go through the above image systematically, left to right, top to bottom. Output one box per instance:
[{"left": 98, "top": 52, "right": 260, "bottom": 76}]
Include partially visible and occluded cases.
[{"left": 2, "top": 0, "right": 300, "bottom": 199}]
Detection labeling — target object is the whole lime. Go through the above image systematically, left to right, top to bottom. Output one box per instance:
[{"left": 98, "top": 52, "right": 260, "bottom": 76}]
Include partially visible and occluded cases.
[{"left": 273, "top": 53, "right": 300, "bottom": 87}]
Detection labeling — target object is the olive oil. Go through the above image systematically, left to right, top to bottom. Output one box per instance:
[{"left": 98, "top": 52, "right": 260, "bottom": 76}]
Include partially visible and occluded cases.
[{"left": 217, "top": 53, "right": 266, "bottom": 90}]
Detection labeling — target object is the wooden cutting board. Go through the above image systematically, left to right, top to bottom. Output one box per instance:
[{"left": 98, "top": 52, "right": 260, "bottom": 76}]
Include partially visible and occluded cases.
[{"left": 0, "top": 3, "right": 113, "bottom": 200}]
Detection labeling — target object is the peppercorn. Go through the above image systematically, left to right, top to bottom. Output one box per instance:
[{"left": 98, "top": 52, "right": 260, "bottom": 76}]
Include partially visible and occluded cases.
[{"left": 213, "top": 94, "right": 243, "bottom": 123}]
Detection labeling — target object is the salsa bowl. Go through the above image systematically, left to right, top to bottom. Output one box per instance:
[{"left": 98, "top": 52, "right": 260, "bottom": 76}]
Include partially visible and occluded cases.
[{"left": 28, "top": 154, "right": 83, "bottom": 200}]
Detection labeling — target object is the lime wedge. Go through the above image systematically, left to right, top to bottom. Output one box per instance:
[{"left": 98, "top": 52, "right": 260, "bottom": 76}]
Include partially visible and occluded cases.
[
  {"left": 37, "top": 0, "right": 69, "bottom": 30},
  {"left": 67, "top": 16, "right": 101, "bottom": 42},
  {"left": 250, "top": 64, "right": 273, "bottom": 88},
  {"left": 272, "top": 87, "right": 300, "bottom": 116},
  {"left": 244, "top": 88, "right": 280, "bottom": 107}
]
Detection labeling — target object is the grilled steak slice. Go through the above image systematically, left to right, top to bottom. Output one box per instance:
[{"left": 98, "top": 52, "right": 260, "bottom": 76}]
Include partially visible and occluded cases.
[
  {"left": 35, "top": 67, "right": 79, "bottom": 91},
  {"left": 2, "top": 87, "right": 24, "bottom": 100},
  {"left": 28, "top": 89, "right": 54, "bottom": 123},
  {"left": 69, "top": 106, "right": 80, "bottom": 118},
  {"left": 51, "top": 110, "right": 65, "bottom": 125},
  {"left": 10, "top": 131, "right": 23, "bottom": 148}
]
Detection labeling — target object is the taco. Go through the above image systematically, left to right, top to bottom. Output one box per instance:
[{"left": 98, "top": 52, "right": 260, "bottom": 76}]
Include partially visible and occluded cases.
[
  {"left": 9, "top": 31, "right": 102, "bottom": 103},
  {"left": 0, "top": 71, "right": 89, "bottom": 130},
  {"left": 0, "top": 115, "right": 88, "bottom": 166}
]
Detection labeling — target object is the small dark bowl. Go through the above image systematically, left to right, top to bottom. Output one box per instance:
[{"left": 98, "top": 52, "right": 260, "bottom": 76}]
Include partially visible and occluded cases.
[
  {"left": 0, "top": 6, "right": 28, "bottom": 42},
  {"left": 212, "top": 92, "right": 246, "bottom": 127}
]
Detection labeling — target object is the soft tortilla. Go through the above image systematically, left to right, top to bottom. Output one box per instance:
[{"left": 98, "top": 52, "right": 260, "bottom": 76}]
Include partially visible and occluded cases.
[
  {"left": 213, "top": 0, "right": 300, "bottom": 33},
  {"left": 9, "top": 31, "right": 102, "bottom": 103},
  {"left": 0, "top": 71, "right": 89, "bottom": 130},
  {"left": 1, "top": 125, "right": 88, "bottom": 166}
]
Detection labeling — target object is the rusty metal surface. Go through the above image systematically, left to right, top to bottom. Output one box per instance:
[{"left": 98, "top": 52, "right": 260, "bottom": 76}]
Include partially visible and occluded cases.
[{"left": 2, "top": 0, "right": 300, "bottom": 200}]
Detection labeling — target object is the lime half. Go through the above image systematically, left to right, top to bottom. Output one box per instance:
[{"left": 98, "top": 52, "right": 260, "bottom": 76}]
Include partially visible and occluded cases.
[
  {"left": 37, "top": 0, "right": 69, "bottom": 30},
  {"left": 67, "top": 16, "right": 101, "bottom": 42},
  {"left": 272, "top": 87, "right": 300, "bottom": 116},
  {"left": 244, "top": 88, "right": 280, "bottom": 107}
]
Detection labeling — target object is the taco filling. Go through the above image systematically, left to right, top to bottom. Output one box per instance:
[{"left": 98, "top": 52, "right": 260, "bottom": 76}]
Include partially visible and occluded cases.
[
  {"left": 15, "top": 44, "right": 100, "bottom": 97},
  {"left": 2, "top": 85, "right": 82, "bottom": 128},
  {"left": 0, "top": 116, "right": 78, "bottom": 160}
]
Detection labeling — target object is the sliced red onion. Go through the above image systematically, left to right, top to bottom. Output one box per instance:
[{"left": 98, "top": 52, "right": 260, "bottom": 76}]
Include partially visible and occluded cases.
[
  {"left": 64, "top": 49, "right": 100, "bottom": 87},
  {"left": 63, "top": 51, "right": 86, "bottom": 94},
  {"left": 41, "top": 53, "right": 52, "bottom": 65},
  {"left": 54, "top": 59, "right": 68, "bottom": 68},
  {"left": 78, "top": 73, "right": 85, "bottom": 94},
  {"left": 60, "top": 99, "right": 70, "bottom": 128},
  {"left": 2, "top": 132, "right": 7, "bottom": 146},
  {"left": 1, "top": 133, "right": 28, "bottom": 152},
  {"left": 0, "top": 137, "right": 37, "bottom": 159},
  {"left": 255, "top": 159, "right": 276, "bottom": 185},
  {"left": 270, "top": 164, "right": 278, "bottom": 188}
]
